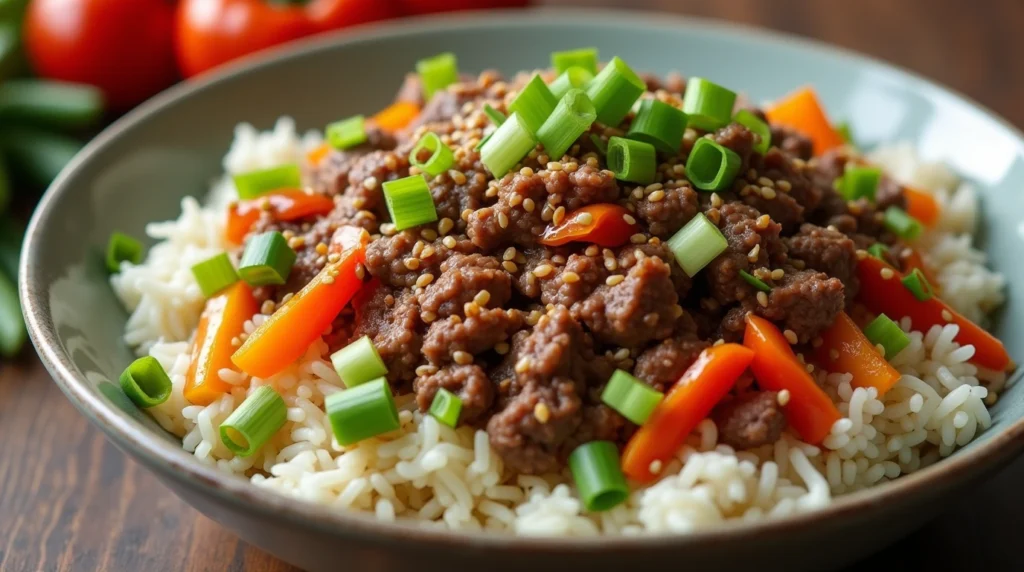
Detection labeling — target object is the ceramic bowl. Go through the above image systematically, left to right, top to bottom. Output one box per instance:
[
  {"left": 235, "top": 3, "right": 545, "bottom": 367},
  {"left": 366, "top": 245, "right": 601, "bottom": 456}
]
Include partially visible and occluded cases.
[{"left": 21, "top": 9, "right": 1024, "bottom": 571}]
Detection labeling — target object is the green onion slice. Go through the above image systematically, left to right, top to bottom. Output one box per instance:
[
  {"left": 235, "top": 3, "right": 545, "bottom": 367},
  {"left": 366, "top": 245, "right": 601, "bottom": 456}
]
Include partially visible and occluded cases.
[
  {"left": 551, "top": 47, "right": 599, "bottom": 75},
  {"left": 417, "top": 52, "right": 459, "bottom": 99},
  {"left": 586, "top": 56, "right": 645, "bottom": 127},
  {"left": 549, "top": 66, "right": 594, "bottom": 101},
  {"left": 508, "top": 74, "right": 558, "bottom": 135},
  {"left": 682, "top": 77, "right": 737, "bottom": 132},
  {"left": 536, "top": 89, "right": 596, "bottom": 160},
  {"left": 627, "top": 98, "right": 688, "bottom": 154},
  {"left": 482, "top": 104, "right": 506, "bottom": 126},
  {"left": 733, "top": 109, "right": 772, "bottom": 155},
  {"left": 480, "top": 112, "right": 537, "bottom": 178},
  {"left": 326, "top": 115, "right": 367, "bottom": 150},
  {"left": 836, "top": 121, "right": 854, "bottom": 145},
  {"left": 409, "top": 132, "right": 455, "bottom": 177},
  {"left": 590, "top": 134, "right": 608, "bottom": 156},
  {"left": 607, "top": 136, "right": 656, "bottom": 185},
  {"left": 686, "top": 137, "right": 742, "bottom": 191},
  {"left": 233, "top": 164, "right": 302, "bottom": 200},
  {"left": 840, "top": 166, "right": 881, "bottom": 201},
  {"left": 382, "top": 174, "right": 439, "bottom": 231},
  {"left": 884, "top": 206, "right": 924, "bottom": 240},
  {"left": 667, "top": 213, "right": 728, "bottom": 277},
  {"left": 105, "top": 231, "right": 143, "bottom": 273},
  {"left": 238, "top": 231, "right": 296, "bottom": 287},
  {"left": 867, "top": 243, "right": 888, "bottom": 262},
  {"left": 191, "top": 253, "right": 239, "bottom": 297},
  {"left": 901, "top": 267, "right": 935, "bottom": 301},
  {"left": 739, "top": 269, "right": 772, "bottom": 292},
  {"left": 863, "top": 313, "right": 911, "bottom": 359},
  {"left": 331, "top": 335, "right": 388, "bottom": 388},
  {"left": 119, "top": 356, "right": 172, "bottom": 408},
  {"left": 600, "top": 369, "right": 664, "bottom": 425},
  {"left": 326, "top": 377, "right": 401, "bottom": 446},
  {"left": 219, "top": 385, "right": 287, "bottom": 457},
  {"left": 429, "top": 388, "right": 463, "bottom": 428},
  {"left": 568, "top": 441, "right": 629, "bottom": 512}
]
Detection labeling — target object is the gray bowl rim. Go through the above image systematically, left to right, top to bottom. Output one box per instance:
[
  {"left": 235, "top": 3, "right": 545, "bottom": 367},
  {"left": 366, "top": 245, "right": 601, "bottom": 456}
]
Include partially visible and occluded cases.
[{"left": 20, "top": 6, "right": 1024, "bottom": 552}]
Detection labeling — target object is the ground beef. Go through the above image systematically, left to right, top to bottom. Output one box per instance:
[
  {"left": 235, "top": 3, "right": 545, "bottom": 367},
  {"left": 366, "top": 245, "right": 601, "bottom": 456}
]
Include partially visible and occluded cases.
[
  {"left": 713, "top": 123, "right": 757, "bottom": 172},
  {"left": 770, "top": 125, "right": 814, "bottom": 160},
  {"left": 345, "top": 150, "right": 410, "bottom": 216},
  {"left": 542, "top": 164, "right": 619, "bottom": 210},
  {"left": 467, "top": 171, "right": 547, "bottom": 251},
  {"left": 876, "top": 176, "right": 907, "bottom": 211},
  {"left": 632, "top": 184, "right": 699, "bottom": 238},
  {"left": 705, "top": 202, "right": 786, "bottom": 304},
  {"left": 785, "top": 223, "right": 859, "bottom": 302},
  {"left": 363, "top": 230, "right": 474, "bottom": 288},
  {"left": 617, "top": 243, "right": 692, "bottom": 297},
  {"left": 540, "top": 251, "right": 608, "bottom": 308},
  {"left": 418, "top": 253, "right": 512, "bottom": 319},
  {"left": 756, "top": 269, "right": 845, "bottom": 342},
  {"left": 349, "top": 283, "right": 422, "bottom": 384},
  {"left": 421, "top": 308, "right": 524, "bottom": 364},
  {"left": 633, "top": 336, "right": 710, "bottom": 392},
  {"left": 414, "top": 364, "right": 495, "bottom": 425},
  {"left": 712, "top": 391, "right": 786, "bottom": 449}
]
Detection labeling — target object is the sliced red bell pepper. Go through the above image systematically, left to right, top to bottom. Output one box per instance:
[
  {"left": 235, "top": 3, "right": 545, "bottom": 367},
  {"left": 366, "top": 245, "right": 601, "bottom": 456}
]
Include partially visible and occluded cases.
[
  {"left": 225, "top": 189, "right": 335, "bottom": 245},
  {"left": 539, "top": 203, "right": 638, "bottom": 247},
  {"left": 856, "top": 254, "right": 1011, "bottom": 372},
  {"left": 184, "top": 282, "right": 259, "bottom": 405},
  {"left": 812, "top": 311, "right": 902, "bottom": 395},
  {"left": 744, "top": 315, "right": 841, "bottom": 444},
  {"left": 621, "top": 343, "right": 754, "bottom": 483}
]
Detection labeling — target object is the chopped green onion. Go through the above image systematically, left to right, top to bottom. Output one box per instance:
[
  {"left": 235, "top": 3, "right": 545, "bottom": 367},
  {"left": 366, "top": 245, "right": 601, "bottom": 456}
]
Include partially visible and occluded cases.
[
  {"left": 551, "top": 47, "right": 598, "bottom": 75},
  {"left": 417, "top": 52, "right": 459, "bottom": 99},
  {"left": 586, "top": 56, "right": 645, "bottom": 126},
  {"left": 549, "top": 66, "right": 594, "bottom": 100},
  {"left": 507, "top": 74, "right": 558, "bottom": 134},
  {"left": 682, "top": 77, "right": 737, "bottom": 132},
  {"left": 536, "top": 89, "right": 596, "bottom": 160},
  {"left": 627, "top": 98, "right": 688, "bottom": 154},
  {"left": 482, "top": 104, "right": 506, "bottom": 126},
  {"left": 733, "top": 109, "right": 772, "bottom": 154},
  {"left": 480, "top": 112, "right": 537, "bottom": 178},
  {"left": 326, "top": 115, "right": 367, "bottom": 150},
  {"left": 836, "top": 121, "right": 854, "bottom": 144},
  {"left": 474, "top": 130, "right": 494, "bottom": 152},
  {"left": 409, "top": 132, "right": 454, "bottom": 177},
  {"left": 590, "top": 134, "right": 608, "bottom": 156},
  {"left": 606, "top": 136, "right": 656, "bottom": 184},
  {"left": 686, "top": 137, "right": 742, "bottom": 191},
  {"left": 233, "top": 164, "right": 302, "bottom": 200},
  {"left": 839, "top": 166, "right": 881, "bottom": 201},
  {"left": 382, "top": 175, "right": 438, "bottom": 230},
  {"left": 884, "top": 206, "right": 924, "bottom": 240},
  {"left": 667, "top": 213, "right": 728, "bottom": 277},
  {"left": 105, "top": 231, "right": 143, "bottom": 273},
  {"left": 238, "top": 231, "right": 296, "bottom": 286},
  {"left": 867, "top": 243, "right": 888, "bottom": 261},
  {"left": 191, "top": 253, "right": 239, "bottom": 297},
  {"left": 901, "top": 267, "right": 935, "bottom": 301},
  {"left": 739, "top": 269, "right": 772, "bottom": 292},
  {"left": 863, "top": 313, "right": 911, "bottom": 359},
  {"left": 331, "top": 335, "right": 388, "bottom": 388},
  {"left": 119, "top": 356, "right": 172, "bottom": 408},
  {"left": 600, "top": 369, "right": 664, "bottom": 425},
  {"left": 325, "top": 377, "right": 401, "bottom": 446},
  {"left": 219, "top": 386, "right": 287, "bottom": 457},
  {"left": 429, "top": 388, "right": 463, "bottom": 428},
  {"left": 568, "top": 441, "right": 629, "bottom": 512}
]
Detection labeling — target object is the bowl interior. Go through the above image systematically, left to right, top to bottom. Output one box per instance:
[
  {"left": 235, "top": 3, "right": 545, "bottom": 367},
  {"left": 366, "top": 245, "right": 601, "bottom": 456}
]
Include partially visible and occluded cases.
[{"left": 23, "top": 9, "right": 1024, "bottom": 543}]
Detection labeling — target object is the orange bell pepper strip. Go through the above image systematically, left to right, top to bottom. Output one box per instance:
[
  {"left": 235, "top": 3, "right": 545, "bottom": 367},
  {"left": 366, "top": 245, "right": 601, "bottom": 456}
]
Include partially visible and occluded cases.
[
  {"left": 765, "top": 87, "right": 844, "bottom": 156},
  {"left": 370, "top": 101, "right": 421, "bottom": 133},
  {"left": 306, "top": 142, "right": 332, "bottom": 168},
  {"left": 903, "top": 186, "right": 940, "bottom": 227},
  {"left": 225, "top": 189, "right": 335, "bottom": 245},
  {"left": 539, "top": 204, "right": 639, "bottom": 248},
  {"left": 232, "top": 236, "right": 366, "bottom": 379},
  {"left": 898, "top": 247, "right": 941, "bottom": 294},
  {"left": 856, "top": 254, "right": 1011, "bottom": 372},
  {"left": 184, "top": 282, "right": 260, "bottom": 405},
  {"left": 812, "top": 311, "right": 902, "bottom": 395},
  {"left": 744, "top": 315, "right": 841, "bottom": 444},
  {"left": 621, "top": 343, "right": 754, "bottom": 483}
]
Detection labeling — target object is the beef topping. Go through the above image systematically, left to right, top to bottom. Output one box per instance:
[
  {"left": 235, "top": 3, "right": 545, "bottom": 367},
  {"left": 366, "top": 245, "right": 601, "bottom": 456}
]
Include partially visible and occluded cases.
[{"left": 713, "top": 391, "right": 786, "bottom": 449}]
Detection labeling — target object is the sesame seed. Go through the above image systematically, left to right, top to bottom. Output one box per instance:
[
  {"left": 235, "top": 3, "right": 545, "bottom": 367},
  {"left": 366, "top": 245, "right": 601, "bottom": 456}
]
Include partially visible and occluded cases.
[
  {"left": 385, "top": 155, "right": 398, "bottom": 170},
  {"left": 547, "top": 161, "right": 564, "bottom": 171},
  {"left": 520, "top": 167, "right": 535, "bottom": 177},
  {"left": 451, "top": 170, "right": 468, "bottom": 185},
  {"left": 363, "top": 177, "right": 379, "bottom": 190},
  {"left": 757, "top": 177, "right": 774, "bottom": 187},
  {"left": 777, "top": 180, "right": 792, "bottom": 192},
  {"left": 485, "top": 186, "right": 498, "bottom": 198},
  {"left": 761, "top": 187, "right": 777, "bottom": 200},
  {"left": 631, "top": 188, "right": 644, "bottom": 200},
  {"left": 648, "top": 190, "right": 666, "bottom": 202},
  {"left": 710, "top": 193, "right": 723, "bottom": 208},
  {"left": 509, "top": 194, "right": 523, "bottom": 207},
  {"left": 523, "top": 198, "right": 536, "bottom": 212},
  {"left": 541, "top": 205, "right": 554, "bottom": 222},
  {"left": 552, "top": 206, "right": 566, "bottom": 225},
  {"left": 461, "top": 208, "right": 473, "bottom": 222},
  {"left": 706, "top": 209, "right": 721, "bottom": 224},
  {"left": 498, "top": 212, "right": 509, "bottom": 229},
  {"left": 576, "top": 212, "right": 594, "bottom": 226},
  {"left": 622, "top": 213, "right": 637, "bottom": 225},
  {"left": 756, "top": 214, "right": 771, "bottom": 229},
  {"left": 437, "top": 217, "right": 454, "bottom": 237},
  {"left": 381, "top": 223, "right": 397, "bottom": 236},
  {"left": 420, "top": 228, "right": 438, "bottom": 241},
  {"left": 630, "top": 233, "right": 647, "bottom": 244},
  {"left": 287, "top": 236, "right": 305, "bottom": 249},
  {"left": 442, "top": 236, "right": 457, "bottom": 248},
  {"left": 748, "top": 244, "right": 761, "bottom": 261},
  {"left": 421, "top": 245, "right": 436, "bottom": 259},
  {"left": 585, "top": 245, "right": 599, "bottom": 256},
  {"left": 503, "top": 247, "right": 517, "bottom": 261},
  {"left": 515, "top": 253, "right": 527, "bottom": 264},
  {"left": 551, "top": 254, "right": 566, "bottom": 265},
  {"left": 403, "top": 258, "right": 420, "bottom": 270},
  {"left": 604, "top": 258, "right": 618, "bottom": 271},
  {"left": 502, "top": 261, "right": 518, "bottom": 273},
  {"left": 354, "top": 264, "right": 366, "bottom": 280},
  {"left": 533, "top": 264, "right": 554, "bottom": 278},
  {"left": 771, "top": 268, "right": 785, "bottom": 280},
  {"left": 880, "top": 268, "right": 895, "bottom": 280},
  {"left": 562, "top": 271, "right": 580, "bottom": 284},
  {"left": 416, "top": 274, "right": 435, "bottom": 288},
  {"left": 322, "top": 275, "right": 335, "bottom": 284},
  {"left": 606, "top": 275, "right": 624, "bottom": 286},
  {"left": 474, "top": 290, "right": 491, "bottom": 307},
  {"left": 756, "top": 291, "right": 769, "bottom": 307},
  {"left": 260, "top": 300, "right": 276, "bottom": 314},
  {"left": 464, "top": 301, "right": 481, "bottom": 317},
  {"left": 671, "top": 304, "right": 684, "bottom": 319},
  {"left": 942, "top": 309, "right": 953, "bottom": 322},
  {"left": 421, "top": 310, "right": 437, "bottom": 323},
  {"left": 784, "top": 329, "right": 798, "bottom": 344},
  {"left": 713, "top": 338, "right": 725, "bottom": 346},
  {"left": 493, "top": 342, "right": 511, "bottom": 355},
  {"left": 453, "top": 351, "right": 473, "bottom": 365},
  {"left": 515, "top": 357, "right": 531, "bottom": 373},
  {"left": 806, "top": 363, "right": 815, "bottom": 373},
  {"left": 415, "top": 364, "right": 438, "bottom": 377},
  {"left": 777, "top": 390, "right": 791, "bottom": 406},
  {"left": 533, "top": 403, "right": 551, "bottom": 423},
  {"left": 648, "top": 460, "right": 663, "bottom": 474}
]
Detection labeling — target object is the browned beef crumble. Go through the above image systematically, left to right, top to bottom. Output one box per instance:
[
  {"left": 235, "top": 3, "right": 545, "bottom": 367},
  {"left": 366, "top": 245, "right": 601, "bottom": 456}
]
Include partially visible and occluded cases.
[{"left": 235, "top": 69, "right": 912, "bottom": 474}]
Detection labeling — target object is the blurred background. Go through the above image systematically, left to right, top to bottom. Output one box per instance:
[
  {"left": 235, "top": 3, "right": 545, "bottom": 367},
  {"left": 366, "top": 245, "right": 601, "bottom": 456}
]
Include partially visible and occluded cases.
[{"left": 1, "top": 0, "right": 1022, "bottom": 570}]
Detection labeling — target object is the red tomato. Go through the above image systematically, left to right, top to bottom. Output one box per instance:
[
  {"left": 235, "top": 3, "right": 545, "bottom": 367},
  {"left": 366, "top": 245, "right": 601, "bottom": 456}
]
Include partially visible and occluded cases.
[
  {"left": 24, "top": 0, "right": 177, "bottom": 109},
  {"left": 176, "top": 0, "right": 401, "bottom": 79},
  {"left": 400, "top": 0, "right": 530, "bottom": 14}
]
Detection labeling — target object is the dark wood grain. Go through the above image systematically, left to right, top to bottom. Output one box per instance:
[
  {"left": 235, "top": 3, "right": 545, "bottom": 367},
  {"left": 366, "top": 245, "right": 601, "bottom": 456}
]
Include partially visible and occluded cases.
[{"left": 3, "top": 1, "right": 1023, "bottom": 570}]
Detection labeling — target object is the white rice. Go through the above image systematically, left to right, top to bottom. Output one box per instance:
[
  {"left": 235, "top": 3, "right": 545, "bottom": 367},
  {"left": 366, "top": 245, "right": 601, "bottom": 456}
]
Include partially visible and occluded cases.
[{"left": 112, "top": 121, "right": 1008, "bottom": 535}]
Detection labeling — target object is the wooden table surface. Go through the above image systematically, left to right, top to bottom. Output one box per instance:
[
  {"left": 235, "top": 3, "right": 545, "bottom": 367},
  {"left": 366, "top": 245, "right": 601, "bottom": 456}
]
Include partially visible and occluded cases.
[{"left": 3, "top": 1, "right": 1024, "bottom": 570}]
